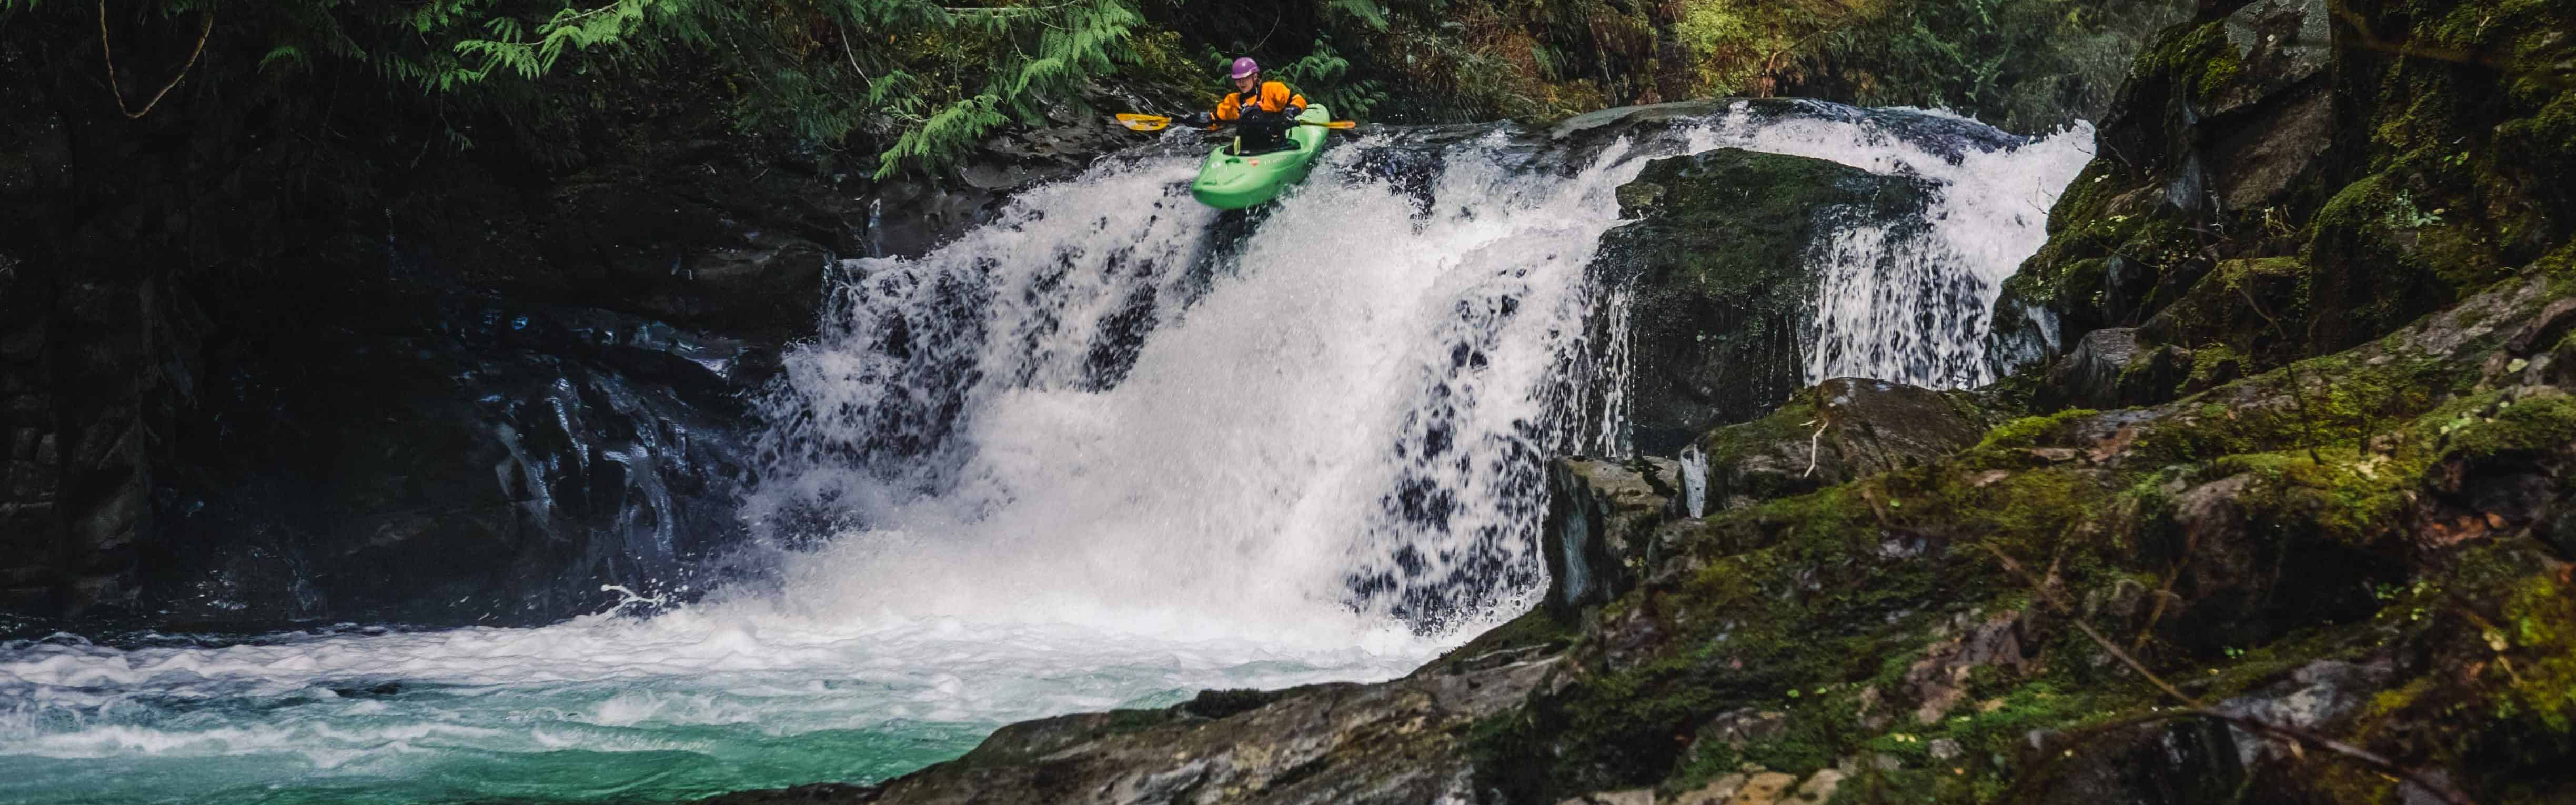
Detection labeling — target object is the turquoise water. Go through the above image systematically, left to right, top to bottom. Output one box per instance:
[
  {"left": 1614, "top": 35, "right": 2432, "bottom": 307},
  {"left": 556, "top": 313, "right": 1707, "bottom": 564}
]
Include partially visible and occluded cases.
[
  {"left": 0, "top": 617, "right": 1435, "bottom": 804},
  {"left": 3, "top": 720, "right": 985, "bottom": 804}
]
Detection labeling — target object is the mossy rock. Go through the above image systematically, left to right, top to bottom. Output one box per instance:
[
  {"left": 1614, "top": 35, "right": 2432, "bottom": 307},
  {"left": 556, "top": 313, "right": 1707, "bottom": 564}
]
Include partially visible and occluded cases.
[{"left": 1692, "top": 378, "right": 1996, "bottom": 512}]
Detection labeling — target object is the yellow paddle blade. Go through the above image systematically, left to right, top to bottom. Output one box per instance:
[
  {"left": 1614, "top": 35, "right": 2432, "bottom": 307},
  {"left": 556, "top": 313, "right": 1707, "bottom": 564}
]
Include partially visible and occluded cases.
[
  {"left": 1115, "top": 113, "right": 1171, "bottom": 132},
  {"left": 1301, "top": 119, "right": 1358, "bottom": 129}
]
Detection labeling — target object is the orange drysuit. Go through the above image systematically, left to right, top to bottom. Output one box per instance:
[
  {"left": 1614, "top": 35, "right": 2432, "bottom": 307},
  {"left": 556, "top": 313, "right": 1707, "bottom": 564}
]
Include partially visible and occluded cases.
[{"left": 1213, "top": 81, "right": 1307, "bottom": 122}]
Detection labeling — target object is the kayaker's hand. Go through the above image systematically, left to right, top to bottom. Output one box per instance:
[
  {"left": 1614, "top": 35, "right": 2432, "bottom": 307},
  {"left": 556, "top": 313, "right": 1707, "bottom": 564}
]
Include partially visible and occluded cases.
[{"left": 1184, "top": 112, "right": 1212, "bottom": 128}]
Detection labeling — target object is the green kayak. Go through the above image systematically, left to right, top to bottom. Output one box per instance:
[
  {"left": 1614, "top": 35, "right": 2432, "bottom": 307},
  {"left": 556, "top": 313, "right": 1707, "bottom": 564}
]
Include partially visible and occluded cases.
[{"left": 1189, "top": 105, "right": 1331, "bottom": 210}]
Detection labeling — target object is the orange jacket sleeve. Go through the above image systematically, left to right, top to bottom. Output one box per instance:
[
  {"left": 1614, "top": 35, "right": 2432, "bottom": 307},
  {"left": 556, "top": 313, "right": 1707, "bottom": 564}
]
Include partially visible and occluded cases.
[
  {"left": 1259, "top": 82, "right": 1306, "bottom": 114},
  {"left": 1213, "top": 92, "right": 1242, "bottom": 123}
]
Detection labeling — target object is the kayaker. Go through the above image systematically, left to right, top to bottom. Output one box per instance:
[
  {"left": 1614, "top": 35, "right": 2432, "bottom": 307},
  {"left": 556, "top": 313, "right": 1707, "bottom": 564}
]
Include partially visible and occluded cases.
[{"left": 1184, "top": 57, "right": 1307, "bottom": 154}]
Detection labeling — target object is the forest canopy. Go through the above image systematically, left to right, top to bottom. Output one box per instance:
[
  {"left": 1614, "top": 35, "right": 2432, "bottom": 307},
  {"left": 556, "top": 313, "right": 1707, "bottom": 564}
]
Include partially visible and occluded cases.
[{"left": 9, "top": 0, "right": 2182, "bottom": 177}]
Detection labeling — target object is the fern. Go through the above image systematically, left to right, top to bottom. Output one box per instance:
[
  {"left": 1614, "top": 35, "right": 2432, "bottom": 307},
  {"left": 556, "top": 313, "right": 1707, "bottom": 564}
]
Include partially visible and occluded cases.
[
  {"left": 436, "top": 0, "right": 1152, "bottom": 177},
  {"left": 1323, "top": 0, "right": 1390, "bottom": 32},
  {"left": 1270, "top": 38, "right": 1387, "bottom": 119},
  {"left": 879, "top": 93, "right": 1011, "bottom": 175}
]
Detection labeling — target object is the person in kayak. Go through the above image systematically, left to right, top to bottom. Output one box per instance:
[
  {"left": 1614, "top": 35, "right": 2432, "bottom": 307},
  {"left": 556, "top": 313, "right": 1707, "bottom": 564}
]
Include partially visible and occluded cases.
[{"left": 1185, "top": 57, "right": 1307, "bottom": 154}]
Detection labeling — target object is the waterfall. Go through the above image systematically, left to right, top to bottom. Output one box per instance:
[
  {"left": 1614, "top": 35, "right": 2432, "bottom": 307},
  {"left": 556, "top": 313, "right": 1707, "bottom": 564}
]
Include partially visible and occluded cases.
[
  {"left": 0, "top": 103, "right": 2090, "bottom": 805},
  {"left": 1781, "top": 110, "right": 2096, "bottom": 388}
]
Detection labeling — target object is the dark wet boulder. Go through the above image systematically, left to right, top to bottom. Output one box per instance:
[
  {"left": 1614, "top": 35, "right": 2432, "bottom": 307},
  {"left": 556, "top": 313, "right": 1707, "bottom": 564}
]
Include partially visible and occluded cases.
[
  {"left": 1994, "top": 0, "right": 2571, "bottom": 400},
  {"left": 1596, "top": 149, "right": 1936, "bottom": 454},
  {"left": 146, "top": 300, "right": 763, "bottom": 627},
  {"left": 2034, "top": 327, "right": 2199, "bottom": 411},
  {"left": 1541, "top": 457, "right": 1683, "bottom": 617}
]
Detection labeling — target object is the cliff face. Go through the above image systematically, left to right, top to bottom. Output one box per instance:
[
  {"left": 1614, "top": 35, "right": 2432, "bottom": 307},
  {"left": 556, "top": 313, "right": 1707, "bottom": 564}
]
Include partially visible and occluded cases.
[{"left": 738, "top": 2, "right": 2576, "bottom": 803}]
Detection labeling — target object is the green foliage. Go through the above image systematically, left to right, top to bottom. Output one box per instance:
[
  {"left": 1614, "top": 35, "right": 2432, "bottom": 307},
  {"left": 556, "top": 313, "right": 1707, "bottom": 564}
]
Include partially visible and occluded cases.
[
  {"left": 46, "top": 0, "right": 1160, "bottom": 177},
  {"left": 436, "top": 0, "right": 1152, "bottom": 177},
  {"left": 1321, "top": 0, "right": 1389, "bottom": 31},
  {"left": 1670, "top": 0, "right": 1847, "bottom": 97},
  {"left": 1806, "top": 0, "right": 2189, "bottom": 131},
  {"left": 1260, "top": 38, "right": 1390, "bottom": 120}
]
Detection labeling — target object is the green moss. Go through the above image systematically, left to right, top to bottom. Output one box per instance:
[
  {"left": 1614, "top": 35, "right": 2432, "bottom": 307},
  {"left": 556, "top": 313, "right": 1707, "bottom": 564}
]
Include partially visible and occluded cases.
[
  {"left": 2195, "top": 42, "right": 2244, "bottom": 100},
  {"left": 2182, "top": 342, "right": 2247, "bottom": 393},
  {"left": 2427, "top": 391, "right": 2576, "bottom": 460},
  {"left": 1697, "top": 394, "right": 1821, "bottom": 465},
  {"left": 1975, "top": 408, "right": 2099, "bottom": 451},
  {"left": 2499, "top": 572, "right": 2576, "bottom": 733},
  {"left": 1103, "top": 708, "right": 1174, "bottom": 733}
]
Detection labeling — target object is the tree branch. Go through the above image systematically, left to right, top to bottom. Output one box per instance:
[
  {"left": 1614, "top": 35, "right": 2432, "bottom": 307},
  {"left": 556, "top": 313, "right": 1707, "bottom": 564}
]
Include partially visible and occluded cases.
[{"left": 98, "top": 0, "right": 215, "bottom": 120}]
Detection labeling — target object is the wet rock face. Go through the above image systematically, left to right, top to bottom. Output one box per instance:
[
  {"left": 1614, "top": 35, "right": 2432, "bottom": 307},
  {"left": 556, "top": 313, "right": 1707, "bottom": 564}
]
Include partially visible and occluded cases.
[
  {"left": 2202, "top": 0, "right": 2335, "bottom": 210},
  {"left": 0, "top": 133, "right": 829, "bottom": 628},
  {"left": 1595, "top": 149, "right": 1935, "bottom": 454},
  {"left": 148, "top": 300, "right": 763, "bottom": 626},
  {"left": 1542, "top": 457, "right": 1683, "bottom": 616}
]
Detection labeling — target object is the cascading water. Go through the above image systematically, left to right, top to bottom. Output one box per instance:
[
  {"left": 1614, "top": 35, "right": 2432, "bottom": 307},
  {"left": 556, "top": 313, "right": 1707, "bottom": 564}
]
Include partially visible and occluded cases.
[
  {"left": 0, "top": 102, "right": 2089, "bottom": 805},
  {"left": 1789, "top": 110, "right": 2091, "bottom": 388}
]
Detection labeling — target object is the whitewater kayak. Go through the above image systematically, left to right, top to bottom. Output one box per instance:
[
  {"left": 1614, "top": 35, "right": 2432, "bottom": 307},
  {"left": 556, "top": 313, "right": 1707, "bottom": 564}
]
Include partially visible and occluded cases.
[{"left": 1190, "top": 105, "right": 1331, "bottom": 210}]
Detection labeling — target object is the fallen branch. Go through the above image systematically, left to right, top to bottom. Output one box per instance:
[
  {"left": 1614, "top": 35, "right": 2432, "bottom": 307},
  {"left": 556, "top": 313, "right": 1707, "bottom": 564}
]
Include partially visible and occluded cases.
[
  {"left": 98, "top": 0, "right": 215, "bottom": 120},
  {"left": 2130, "top": 521, "right": 2197, "bottom": 653},
  {"left": 1977, "top": 542, "right": 2476, "bottom": 805}
]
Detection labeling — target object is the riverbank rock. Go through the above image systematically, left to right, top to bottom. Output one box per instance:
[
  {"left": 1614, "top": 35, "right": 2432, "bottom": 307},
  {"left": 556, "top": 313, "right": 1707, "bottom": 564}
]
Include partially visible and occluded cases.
[
  {"left": 1595, "top": 148, "right": 1935, "bottom": 454},
  {"left": 702, "top": 654, "right": 1561, "bottom": 805}
]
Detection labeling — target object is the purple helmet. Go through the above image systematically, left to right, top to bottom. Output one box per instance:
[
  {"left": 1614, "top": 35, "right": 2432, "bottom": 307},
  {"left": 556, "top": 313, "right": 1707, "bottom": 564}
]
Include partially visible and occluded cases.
[{"left": 1229, "top": 57, "right": 1259, "bottom": 79}]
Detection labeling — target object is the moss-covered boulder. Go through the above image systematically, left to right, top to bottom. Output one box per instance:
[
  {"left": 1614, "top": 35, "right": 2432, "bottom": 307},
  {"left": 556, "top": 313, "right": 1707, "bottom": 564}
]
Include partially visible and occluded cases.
[
  {"left": 1598, "top": 148, "right": 1934, "bottom": 454},
  {"left": 1692, "top": 378, "right": 1998, "bottom": 513}
]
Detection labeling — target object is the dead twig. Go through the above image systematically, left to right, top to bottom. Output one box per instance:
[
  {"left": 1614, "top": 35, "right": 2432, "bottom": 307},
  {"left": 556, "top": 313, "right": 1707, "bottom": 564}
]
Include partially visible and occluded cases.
[{"left": 1804, "top": 420, "right": 1827, "bottom": 478}]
